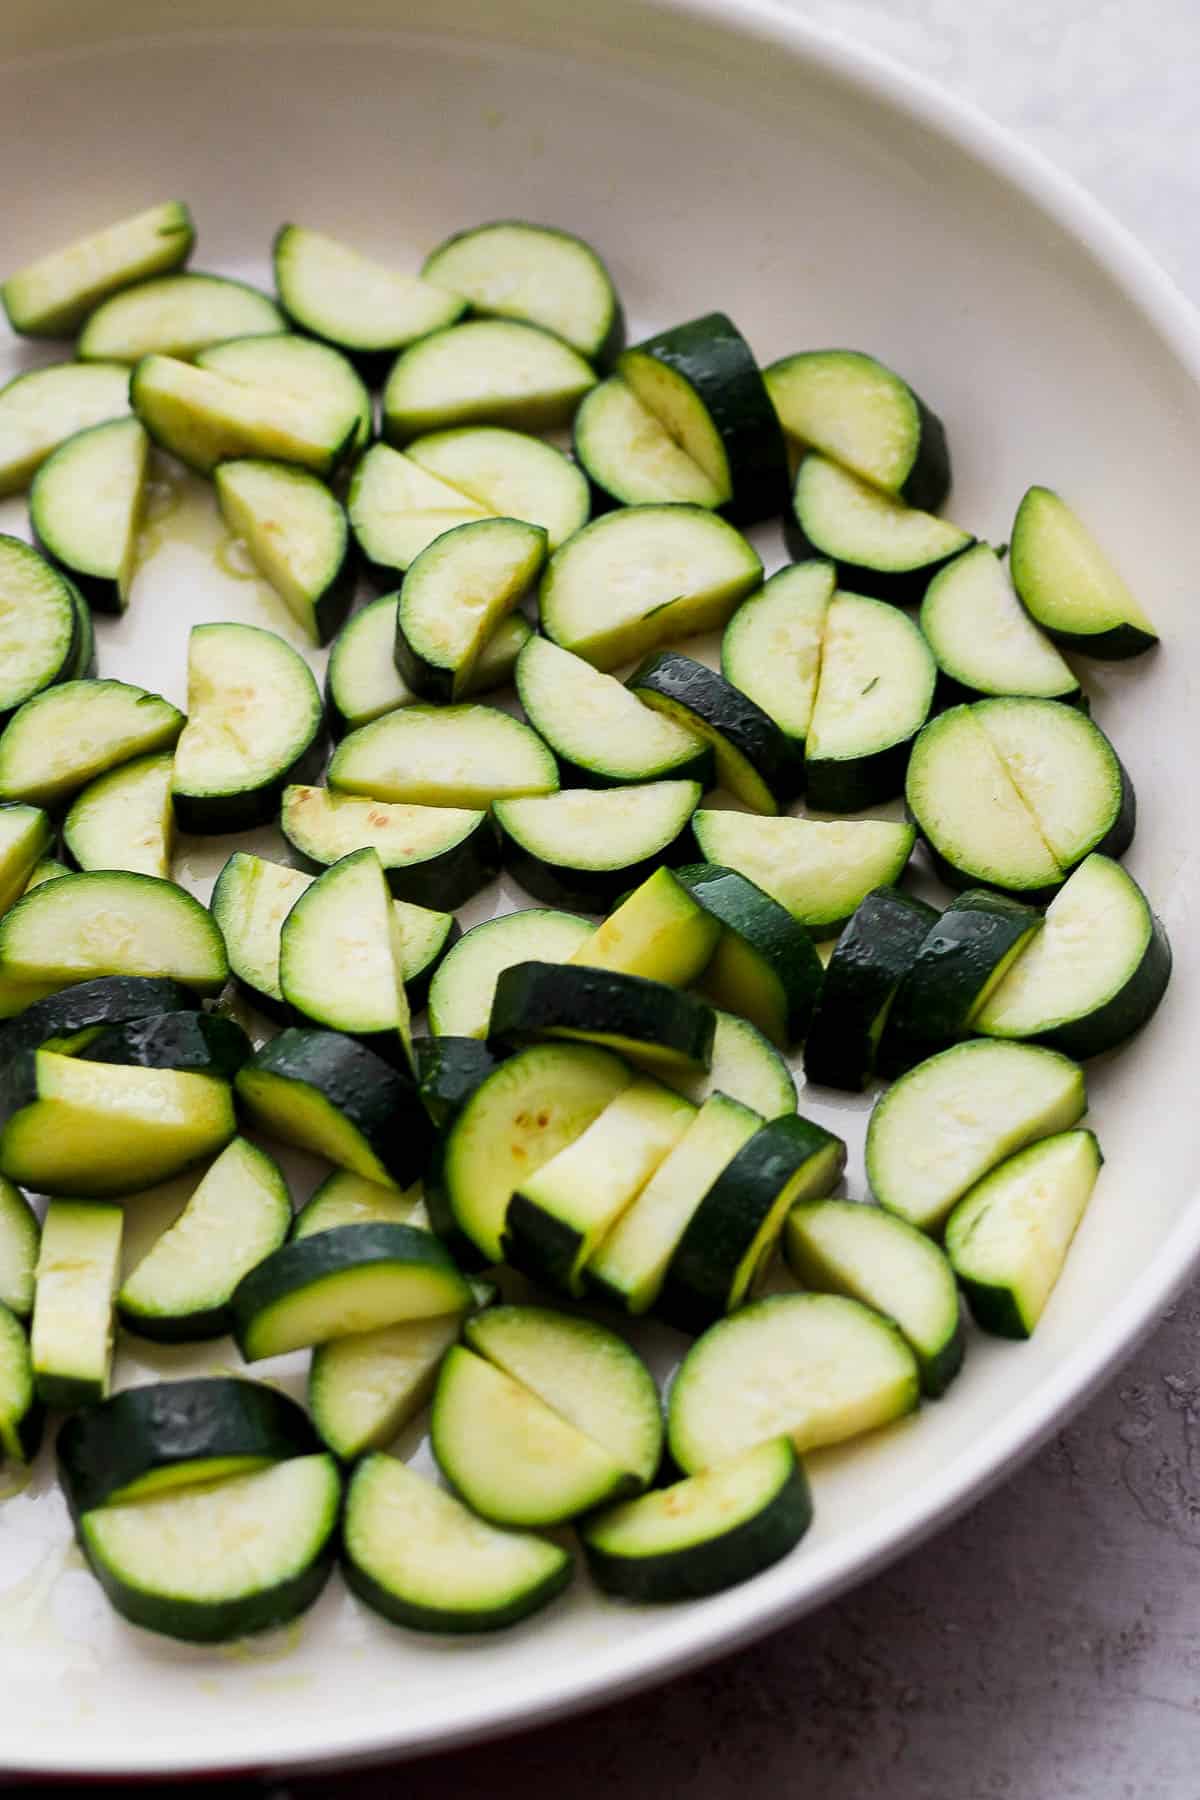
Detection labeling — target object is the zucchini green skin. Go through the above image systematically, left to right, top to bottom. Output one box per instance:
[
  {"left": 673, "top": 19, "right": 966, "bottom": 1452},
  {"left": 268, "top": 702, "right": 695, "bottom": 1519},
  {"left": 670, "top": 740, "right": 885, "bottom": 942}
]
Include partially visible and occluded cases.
[
  {"left": 785, "top": 482, "right": 968, "bottom": 607},
  {"left": 627, "top": 651, "right": 795, "bottom": 813},
  {"left": 805, "top": 739, "right": 916, "bottom": 816},
  {"left": 281, "top": 796, "right": 501, "bottom": 914},
  {"left": 496, "top": 810, "right": 697, "bottom": 913},
  {"left": 675, "top": 863, "right": 823, "bottom": 1045},
  {"left": 803, "top": 889, "right": 939, "bottom": 1092},
  {"left": 1020, "top": 912, "right": 1172, "bottom": 1061},
  {"left": 401, "top": 916, "right": 463, "bottom": 1015},
  {"left": 489, "top": 961, "right": 715, "bottom": 1073},
  {"left": 0, "top": 976, "right": 194, "bottom": 1064},
  {"left": 79, "top": 1010, "right": 252, "bottom": 1081},
  {"left": 412, "top": 1036, "right": 502, "bottom": 1129},
  {"left": 0, "top": 1303, "right": 43, "bottom": 1463},
  {"left": 56, "top": 1377, "right": 318, "bottom": 1522},
  {"left": 341, "top": 1527, "right": 571, "bottom": 1635}
]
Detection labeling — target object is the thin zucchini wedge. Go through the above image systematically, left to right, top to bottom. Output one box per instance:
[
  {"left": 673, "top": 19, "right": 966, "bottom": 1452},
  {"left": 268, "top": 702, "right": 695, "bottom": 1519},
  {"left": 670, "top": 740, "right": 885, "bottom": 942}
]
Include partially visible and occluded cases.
[
  {"left": 3, "top": 200, "right": 193, "bottom": 338},
  {"left": 423, "top": 219, "right": 621, "bottom": 363},
  {"left": 273, "top": 224, "right": 465, "bottom": 360},
  {"left": 79, "top": 272, "right": 283, "bottom": 363},
  {"left": 383, "top": 319, "right": 596, "bottom": 443},
  {"left": 197, "top": 332, "right": 372, "bottom": 455},
  {"left": 765, "top": 349, "right": 950, "bottom": 510},
  {"left": 131, "top": 354, "right": 357, "bottom": 477},
  {"left": 0, "top": 362, "right": 131, "bottom": 497},
  {"left": 573, "top": 376, "right": 725, "bottom": 511},
  {"left": 29, "top": 417, "right": 149, "bottom": 614},
  {"left": 408, "top": 425, "right": 589, "bottom": 551},
  {"left": 348, "top": 444, "right": 491, "bottom": 585},
  {"left": 787, "top": 453, "right": 971, "bottom": 605},
  {"left": 214, "top": 459, "right": 354, "bottom": 647},
  {"left": 1010, "top": 486, "right": 1157, "bottom": 659},
  {"left": 540, "top": 504, "right": 763, "bottom": 671},
  {"left": 395, "top": 516, "right": 546, "bottom": 702},
  {"left": 0, "top": 537, "right": 83, "bottom": 722},
  {"left": 919, "top": 543, "right": 1081, "bottom": 702},
  {"left": 720, "top": 560, "right": 835, "bottom": 754},
  {"left": 64, "top": 577, "right": 96, "bottom": 680},
  {"left": 804, "top": 591, "right": 936, "bottom": 811},
  {"left": 326, "top": 596, "right": 526, "bottom": 740},
  {"left": 172, "top": 622, "right": 323, "bottom": 834},
  {"left": 628, "top": 651, "right": 794, "bottom": 813},
  {"left": 0, "top": 678, "right": 183, "bottom": 809},
  {"left": 974, "top": 697, "right": 1135, "bottom": 871},
  {"left": 330, "top": 703, "right": 557, "bottom": 810},
  {"left": 62, "top": 752, "right": 173, "bottom": 879},
  {"left": 494, "top": 780, "right": 701, "bottom": 911},
  {"left": 280, "top": 783, "right": 497, "bottom": 912},
  {"left": 0, "top": 804, "right": 52, "bottom": 918},
  {"left": 691, "top": 810, "right": 915, "bottom": 935},
  {"left": 279, "top": 847, "right": 412, "bottom": 1066},
  {"left": 209, "top": 853, "right": 311, "bottom": 1021},
  {"left": 975, "top": 853, "right": 1171, "bottom": 1057},
  {"left": 22, "top": 858, "right": 69, "bottom": 893},
  {"left": 677, "top": 864, "right": 823, "bottom": 1049},
  {"left": 570, "top": 866, "right": 721, "bottom": 988},
  {"left": 0, "top": 871, "right": 227, "bottom": 1002},
  {"left": 802, "top": 887, "right": 938, "bottom": 1091},
  {"left": 392, "top": 900, "right": 460, "bottom": 1015},
  {"left": 427, "top": 908, "right": 592, "bottom": 1040},
  {"left": 490, "top": 961, "right": 715, "bottom": 1076},
  {"left": 0, "top": 974, "right": 194, "bottom": 1065},
  {"left": 81, "top": 1010, "right": 251, "bottom": 1081},
  {"left": 662, "top": 1010, "right": 796, "bottom": 1120},
  {"left": 236, "top": 1028, "right": 433, "bottom": 1189},
  {"left": 413, "top": 1037, "right": 501, "bottom": 1129},
  {"left": 865, "top": 1038, "right": 1087, "bottom": 1234},
  {"left": 504, "top": 1079, "right": 695, "bottom": 1293},
  {"left": 658, "top": 1113, "right": 847, "bottom": 1334},
  {"left": 945, "top": 1128, "right": 1103, "bottom": 1337},
  {"left": 293, "top": 1168, "right": 424, "bottom": 1241},
  {"left": 0, "top": 1179, "right": 37, "bottom": 1319},
  {"left": 785, "top": 1199, "right": 964, "bottom": 1397},
  {"left": 31, "top": 1200, "right": 122, "bottom": 1406},
  {"left": 669, "top": 1292, "right": 919, "bottom": 1470},
  {"left": 0, "top": 1304, "right": 42, "bottom": 1464},
  {"left": 310, "top": 1316, "right": 461, "bottom": 1462},
  {"left": 56, "top": 1376, "right": 316, "bottom": 1517},
  {"left": 582, "top": 1436, "right": 811, "bottom": 1603},
  {"left": 343, "top": 1452, "right": 572, "bottom": 1633},
  {"left": 79, "top": 1453, "right": 340, "bottom": 1643}
]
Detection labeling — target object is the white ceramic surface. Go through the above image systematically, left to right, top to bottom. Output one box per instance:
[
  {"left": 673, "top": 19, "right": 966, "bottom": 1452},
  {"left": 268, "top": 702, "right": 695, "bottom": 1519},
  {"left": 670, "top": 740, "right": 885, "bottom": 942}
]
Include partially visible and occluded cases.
[{"left": 1, "top": 0, "right": 1199, "bottom": 1776}]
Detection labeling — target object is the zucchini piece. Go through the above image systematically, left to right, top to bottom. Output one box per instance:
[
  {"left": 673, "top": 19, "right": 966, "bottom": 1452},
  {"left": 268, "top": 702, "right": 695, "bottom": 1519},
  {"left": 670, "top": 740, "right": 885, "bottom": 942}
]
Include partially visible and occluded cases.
[
  {"left": 3, "top": 201, "right": 193, "bottom": 337},
  {"left": 423, "top": 219, "right": 621, "bottom": 363},
  {"left": 273, "top": 224, "right": 465, "bottom": 359},
  {"left": 79, "top": 272, "right": 283, "bottom": 363},
  {"left": 619, "top": 312, "right": 789, "bottom": 524},
  {"left": 383, "top": 319, "right": 596, "bottom": 442},
  {"left": 197, "top": 332, "right": 372, "bottom": 455},
  {"left": 764, "top": 349, "right": 950, "bottom": 510},
  {"left": 131, "top": 354, "right": 357, "bottom": 477},
  {"left": 0, "top": 362, "right": 131, "bottom": 497},
  {"left": 573, "top": 375, "right": 724, "bottom": 511},
  {"left": 28, "top": 417, "right": 149, "bottom": 614},
  {"left": 408, "top": 426, "right": 589, "bottom": 552},
  {"left": 348, "top": 444, "right": 491, "bottom": 585},
  {"left": 787, "top": 454, "right": 971, "bottom": 605},
  {"left": 213, "top": 459, "right": 354, "bottom": 647},
  {"left": 1010, "top": 486, "right": 1157, "bottom": 659},
  {"left": 540, "top": 504, "right": 763, "bottom": 671},
  {"left": 395, "top": 516, "right": 546, "bottom": 702},
  {"left": 0, "top": 537, "right": 82, "bottom": 721},
  {"left": 919, "top": 544, "right": 1081, "bottom": 702},
  {"left": 720, "top": 559, "right": 835, "bottom": 753},
  {"left": 64, "top": 575, "right": 96, "bottom": 681},
  {"left": 804, "top": 592, "right": 936, "bottom": 811},
  {"left": 325, "top": 597, "right": 527, "bottom": 739},
  {"left": 172, "top": 621, "right": 323, "bottom": 834},
  {"left": 515, "top": 635, "right": 711, "bottom": 789},
  {"left": 628, "top": 651, "right": 794, "bottom": 813},
  {"left": 0, "top": 678, "right": 183, "bottom": 809},
  {"left": 975, "top": 697, "right": 1134, "bottom": 871},
  {"left": 330, "top": 702, "right": 557, "bottom": 809},
  {"left": 62, "top": 752, "right": 173, "bottom": 879},
  {"left": 494, "top": 780, "right": 701, "bottom": 911},
  {"left": 280, "top": 783, "right": 497, "bottom": 912},
  {"left": 0, "top": 804, "right": 52, "bottom": 918},
  {"left": 691, "top": 810, "right": 915, "bottom": 935},
  {"left": 278, "top": 847, "right": 412, "bottom": 1065},
  {"left": 209, "top": 853, "right": 311, "bottom": 1021},
  {"left": 975, "top": 854, "right": 1170, "bottom": 1057},
  {"left": 23, "top": 858, "right": 69, "bottom": 893},
  {"left": 676, "top": 864, "right": 823, "bottom": 1048},
  {"left": 571, "top": 866, "right": 721, "bottom": 988},
  {"left": 0, "top": 871, "right": 227, "bottom": 1000},
  {"left": 803, "top": 887, "right": 938, "bottom": 1091},
  {"left": 878, "top": 890, "right": 1043, "bottom": 1076},
  {"left": 392, "top": 899, "right": 460, "bottom": 1015},
  {"left": 427, "top": 908, "right": 592, "bottom": 1040},
  {"left": 491, "top": 962, "right": 715, "bottom": 1076},
  {"left": 0, "top": 974, "right": 194, "bottom": 1065},
  {"left": 81, "top": 1010, "right": 251, "bottom": 1081},
  {"left": 663, "top": 1010, "right": 796, "bottom": 1120},
  {"left": 235, "top": 1029, "right": 433, "bottom": 1190},
  {"left": 413, "top": 1037, "right": 501, "bottom": 1129},
  {"left": 865, "top": 1038, "right": 1087, "bottom": 1233},
  {"left": 439, "top": 1041, "right": 631, "bottom": 1262},
  {"left": 504, "top": 1079, "right": 695, "bottom": 1292},
  {"left": 587, "top": 1092, "right": 761, "bottom": 1313},
  {"left": 658, "top": 1113, "right": 847, "bottom": 1334},
  {"left": 945, "top": 1129, "right": 1103, "bottom": 1337},
  {"left": 117, "top": 1139, "right": 290, "bottom": 1342},
  {"left": 293, "top": 1168, "right": 424, "bottom": 1241},
  {"left": 0, "top": 1179, "right": 37, "bottom": 1318},
  {"left": 785, "top": 1199, "right": 964, "bottom": 1397},
  {"left": 30, "top": 1200, "right": 122, "bottom": 1405},
  {"left": 232, "top": 1224, "right": 471, "bottom": 1361},
  {"left": 669, "top": 1291, "right": 919, "bottom": 1471},
  {"left": 0, "top": 1304, "right": 42, "bottom": 1463},
  {"left": 310, "top": 1316, "right": 461, "bottom": 1462},
  {"left": 56, "top": 1376, "right": 316, "bottom": 1516},
  {"left": 581, "top": 1436, "right": 811, "bottom": 1603},
  {"left": 343, "top": 1452, "right": 572, "bottom": 1632},
  {"left": 79, "top": 1453, "right": 340, "bottom": 1643}
]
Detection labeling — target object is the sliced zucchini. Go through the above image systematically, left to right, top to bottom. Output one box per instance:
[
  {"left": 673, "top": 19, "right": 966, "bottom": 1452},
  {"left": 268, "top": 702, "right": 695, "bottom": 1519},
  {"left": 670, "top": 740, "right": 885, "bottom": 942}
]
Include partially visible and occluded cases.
[
  {"left": 3, "top": 201, "right": 193, "bottom": 337},
  {"left": 423, "top": 220, "right": 620, "bottom": 362},
  {"left": 273, "top": 224, "right": 465, "bottom": 358},
  {"left": 79, "top": 272, "right": 283, "bottom": 363},
  {"left": 383, "top": 319, "right": 596, "bottom": 442},
  {"left": 197, "top": 332, "right": 372, "bottom": 455},
  {"left": 764, "top": 349, "right": 950, "bottom": 510},
  {"left": 131, "top": 354, "right": 357, "bottom": 478},
  {"left": 0, "top": 362, "right": 131, "bottom": 497},
  {"left": 573, "top": 376, "right": 724, "bottom": 511},
  {"left": 29, "top": 417, "right": 149, "bottom": 614},
  {"left": 408, "top": 426, "right": 589, "bottom": 551},
  {"left": 348, "top": 443, "right": 491, "bottom": 585},
  {"left": 787, "top": 454, "right": 971, "bottom": 605},
  {"left": 213, "top": 459, "right": 353, "bottom": 647},
  {"left": 1010, "top": 486, "right": 1157, "bottom": 659},
  {"left": 540, "top": 504, "right": 763, "bottom": 671},
  {"left": 395, "top": 516, "right": 546, "bottom": 702},
  {"left": 0, "top": 536, "right": 82, "bottom": 721},
  {"left": 919, "top": 544, "right": 1081, "bottom": 702},
  {"left": 720, "top": 559, "right": 835, "bottom": 752},
  {"left": 65, "top": 576, "right": 96, "bottom": 681},
  {"left": 804, "top": 592, "right": 936, "bottom": 811},
  {"left": 325, "top": 595, "right": 413, "bottom": 736},
  {"left": 172, "top": 621, "right": 323, "bottom": 834},
  {"left": 629, "top": 651, "right": 793, "bottom": 813},
  {"left": 0, "top": 678, "right": 183, "bottom": 809},
  {"left": 975, "top": 697, "right": 1134, "bottom": 871},
  {"left": 329, "top": 702, "right": 557, "bottom": 809},
  {"left": 62, "top": 752, "right": 173, "bottom": 879},
  {"left": 494, "top": 780, "right": 701, "bottom": 911},
  {"left": 279, "top": 783, "right": 496, "bottom": 912},
  {"left": 0, "top": 804, "right": 52, "bottom": 919},
  {"left": 691, "top": 810, "right": 915, "bottom": 935},
  {"left": 279, "top": 847, "right": 412, "bottom": 1064},
  {"left": 209, "top": 853, "right": 310, "bottom": 1021},
  {"left": 23, "top": 858, "right": 69, "bottom": 893},
  {"left": 676, "top": 864, "right": 823, "bottom": 1048},
  {"left": 570, "top": 866, "right": 721, "bottom": 988},
  {"left": 0, "top": 870, "right": 226, "bottom": 1001},
  {"left": 802, "top": 887, "right": 938, "bottom": 1091},
  {"left": 392, "top": 899, "right": 460, "bottom": 1014},
  {"left": 427, "top": 908, "right": 592, "bottom": 1041},
  {"left": 491, "top": 962, "right": 715, "bottom": 1076},
  {"left": 0, "top": 974, "right": 194, "bottom": 1065},
  {"left": 663, "top": 1009, "right": 796, "bottom": 1120},
  {"left": 81, "top": 1010, "right": 251, "bottom": 1081},
  {"left": 235, "top": 1029, "right": 433, "bottom": 1189},
  {"left": 413, "top": 1037, "right": 500, "bottom": 1129},
  {"left": 865, "top": 1038, "right": 1087, "bottom": 1233},
  {"left": 945, "top": 1129, "right": 1103, "bottom": 1337},
  {"left": 294, "top": 1169, "right": 423, "bottom": 1241},
  {"left": 0, "top": 1179, "right": 37, "bottom": 1319},
  {"left": 30, "top": 1200, "right": 122, "bottom": 1406},
  {"left": 785, "top": 1200, "right": 964, "bottom": 1396},
  {"left": 0, "top": 1305, "right": 42, "bottom": 1464},
  {"left": 310, "top": 1316, "right": 461, "bottom": 1462},
  {"left": 79, "top": 1453, "right": 340, "bottom": 1643}
]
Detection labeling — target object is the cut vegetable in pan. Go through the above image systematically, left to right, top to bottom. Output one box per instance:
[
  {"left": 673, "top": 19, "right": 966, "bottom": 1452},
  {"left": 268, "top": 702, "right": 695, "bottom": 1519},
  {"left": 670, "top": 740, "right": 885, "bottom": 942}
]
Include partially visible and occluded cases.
[
  {"left": 3, "top": 200, "right": 194, "bottom": 338},
  {"left": 423, "top": 219, "right": 621, "bottom": 363},
  {"left": 274, "top": 224, "right": 465, "bottom": 358},
  {"left": 79, "top": 272, "right": 283, "bottom": 363},
  {"left": 383, "top": 319, "right": 596, "bottom": 442},
  {"left": 197, "top": 332, "right": 373, "bottom": 453},
  {"left": 131, "top": 354, "right": 358, "bottom": 477},
  {"left": 0, "top": 362, "right": 132, "bottom": 497},
  {"left": 574, "top": 376, "right": 726, "bottom": 510},
  {"left": 29, "top": 417, "right": 149, "bottom": 614},
  {"left": 407, "top": 426, "right": 590, "bottom": 550},
  {"left": 787, "top": 453, "right": 971, "bottom": 605},
  {"left": 214, "top": 459, "right": 354, "bottom": 647},
  {"left": 1010, "top": 485, "right": 1157, "bottom": 659},
  {"left": 394, "top": 516, "right": 546, "bottom": 702},
  {"left": 0, "top": 536, "right": 84, "bottom": 722},
  {"left": 919, "top": 543, "right": 1081, "bottom": 702},
  {"left": 720, "top": 560, "right": 835, "bottom": 753},
  {"left": 803, "top": 591, "right": 936, "bottom": 811},
  {"left": 628, "top": 651, "right": 794, "bottom": 813},
  {"left": 0, "top": 678, "right": 183, "bottom": 809},
  {"left": 330, "top": 704, "right": 557, "bottom": 810},
  {"left": 63, "top": 752, "right": 174, "bottom": 880},
  {"left": 494, "top": 780, "right": 701, "bottom": 911},
  {"left": 281, "top": 784, "right": 497, "bottom": 912},
  {"left": 691, "top": 810, "right": 915, "bottom": 935},
  {"left": 279, "top": 847, "right": 413, "bottom": 1066},
  {"left": 676, "top": 864, "right": 823, "bottom": 1048},
  {"left": 571, "top": 866, "right": 721, "bottom": 989},
  {"left": 802, "top": 887, "right": 938, "bottom": 1091},
  {"left": 427, "top": 908, "right": 592, "bottom": 1040},
  {"left": 662, "top": 1010, "right": 796, "bottom": 1121},
  {"left": 30, "top": 1200, "right": 123, "bottom": 1406}
]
